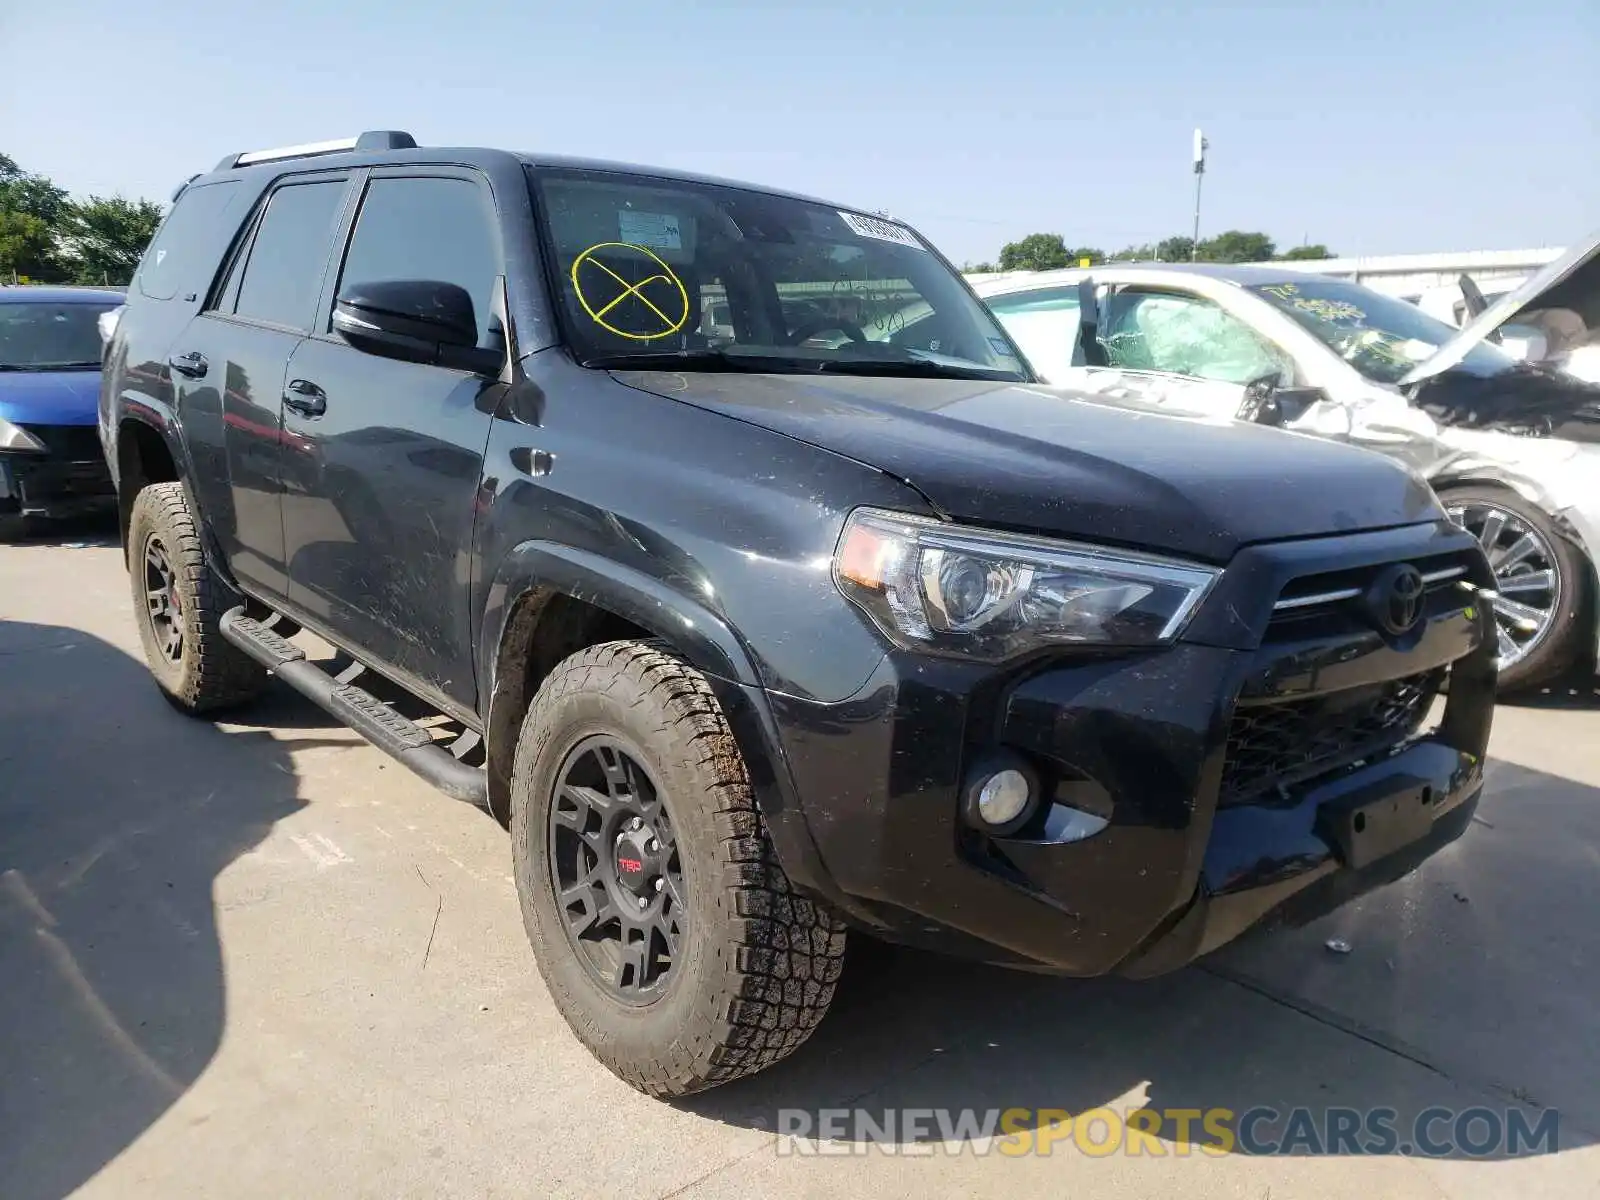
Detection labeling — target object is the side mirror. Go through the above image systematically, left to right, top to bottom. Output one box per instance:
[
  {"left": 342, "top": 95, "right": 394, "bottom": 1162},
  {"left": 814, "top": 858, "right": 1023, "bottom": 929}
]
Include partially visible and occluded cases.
[
  {"left": 332, "top": 280, "right": 502, "bottom": 374},
  {"left": 97, "top": 305, "right": 123, "bottom": 351},
  {"left": 1237, "top": 375, "right": 1326, "bottom": 426},
  {"left": 1271, "top": 385, "right": 1329, "bottom": 422}
]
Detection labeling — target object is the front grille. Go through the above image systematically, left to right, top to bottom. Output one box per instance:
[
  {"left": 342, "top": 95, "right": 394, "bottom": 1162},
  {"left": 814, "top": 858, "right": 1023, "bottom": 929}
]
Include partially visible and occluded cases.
[
  {"left": 18, "top": 424, "right": 105, "bottom": 461},
  {"left": 1266, "top": 553, "right": 1475, "bottom": 639},
  {"left": 1218, "top": 672, "right": 1441, "bottom": 807}
]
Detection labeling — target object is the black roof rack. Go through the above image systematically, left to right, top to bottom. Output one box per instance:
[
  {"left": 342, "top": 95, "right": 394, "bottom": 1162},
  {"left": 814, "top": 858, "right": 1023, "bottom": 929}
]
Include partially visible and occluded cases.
[{"left": 213, "top": 130, "right": 418, "bottom": 172}]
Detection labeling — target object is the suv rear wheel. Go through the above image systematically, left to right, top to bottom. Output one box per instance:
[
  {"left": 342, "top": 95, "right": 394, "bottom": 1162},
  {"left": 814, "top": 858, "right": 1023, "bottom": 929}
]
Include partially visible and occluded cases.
[
  {"left": 127, "top": 482, "right": 266, "bottom": 712},
  {"left": 510, "top": 639, "right": 846, "bottom": 1097}
]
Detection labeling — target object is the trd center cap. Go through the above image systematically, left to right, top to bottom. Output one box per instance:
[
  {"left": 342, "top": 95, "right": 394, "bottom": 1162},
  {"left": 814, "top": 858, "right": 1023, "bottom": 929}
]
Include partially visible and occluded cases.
[{"left": 613, "top": 830, "right": 659, "bottom": 896}]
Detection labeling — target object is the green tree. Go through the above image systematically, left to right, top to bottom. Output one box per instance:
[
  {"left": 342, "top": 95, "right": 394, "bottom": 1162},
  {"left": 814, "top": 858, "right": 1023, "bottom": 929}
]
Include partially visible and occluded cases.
[
  {"left": 0, "top": 153, "right": 70, "bottom": 226},
  {"left": 0, "top": 153, "right": 71, "bottom": 280},
  {"left": 59, "top": 195, "right": 164, "bottom": 285},
  {"left": 0, "top": 209, "right": 59, "bottom": 280},
  {"left": 1196, "top": 230, "right": 1276, "bottom": 263},
  {"left": 998, "top": 233, "right": 1071, "bottom": 272},
  {"left": 1155, "top": 235, "right": 1195, "bottom": 262},
  {"left": 1110, "top": 243, "right": 1156, "bottom": 261},
  {"left": 1279, "top": 244, "right": 1335, "bottom": 261},
  {"left": 963, "top": 260, "right": 998, "bottom": 273}
]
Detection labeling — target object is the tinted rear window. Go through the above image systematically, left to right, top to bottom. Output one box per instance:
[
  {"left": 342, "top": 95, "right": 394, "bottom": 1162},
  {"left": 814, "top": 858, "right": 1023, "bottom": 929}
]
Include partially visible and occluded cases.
[
  {"left": 135, "top": 181, "right": 243, "bottom": 302},
  {"left": 231, "top": 181, "right": 347, "bottom": 330}
]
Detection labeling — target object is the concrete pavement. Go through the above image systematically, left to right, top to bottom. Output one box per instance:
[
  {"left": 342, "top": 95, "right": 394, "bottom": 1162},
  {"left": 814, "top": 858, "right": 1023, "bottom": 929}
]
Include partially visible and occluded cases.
[{"left": 3, "top": 526, "right": 1597, "bottom": 1198}]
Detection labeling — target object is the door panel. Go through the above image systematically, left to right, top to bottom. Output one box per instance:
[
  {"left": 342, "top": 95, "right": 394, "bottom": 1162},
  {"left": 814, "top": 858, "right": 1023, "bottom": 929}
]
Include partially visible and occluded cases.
[
  {"left": 279, "top": 169, "right": 506, "bottom": 708},
  {"left": 173, "top": 174, "right": 353, "bottom": 602},
  {"left": 986, "top": 285, "right": 1083, "bottom": 383},
  {"left": 171, "top": 317, "right": 303, "bottom": 597},
  {"left": 279, "top": 340, "right": 499, "bottom": 706}
]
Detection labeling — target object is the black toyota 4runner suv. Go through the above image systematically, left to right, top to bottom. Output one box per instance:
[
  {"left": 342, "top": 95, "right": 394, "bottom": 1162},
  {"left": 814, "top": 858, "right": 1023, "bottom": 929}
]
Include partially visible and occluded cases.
[{"left": 102, "top": 131, "right": 1497, "bottom": 1098}]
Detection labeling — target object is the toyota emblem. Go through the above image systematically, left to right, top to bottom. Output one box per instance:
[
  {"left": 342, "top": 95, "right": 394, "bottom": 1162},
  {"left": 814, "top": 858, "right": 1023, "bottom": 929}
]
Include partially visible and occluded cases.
[{"left": 1365, "top": 563, "right": 1426, "bottom": 636}]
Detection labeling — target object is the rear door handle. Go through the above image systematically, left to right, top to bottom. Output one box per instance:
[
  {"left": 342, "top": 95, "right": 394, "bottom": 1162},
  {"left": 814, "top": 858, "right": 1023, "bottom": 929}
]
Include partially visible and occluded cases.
[
  {"left": 168, "top": 350, "right": 208, "bottom": 379},
  {"left": 282, "top": 379, "right": 327, "bottom": 418}
]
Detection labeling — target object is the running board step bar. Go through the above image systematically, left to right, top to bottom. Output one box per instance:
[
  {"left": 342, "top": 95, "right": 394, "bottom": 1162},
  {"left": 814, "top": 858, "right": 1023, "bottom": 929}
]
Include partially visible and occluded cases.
[{"left": 220, "top": 607, "right": 488, "bottom": 807}]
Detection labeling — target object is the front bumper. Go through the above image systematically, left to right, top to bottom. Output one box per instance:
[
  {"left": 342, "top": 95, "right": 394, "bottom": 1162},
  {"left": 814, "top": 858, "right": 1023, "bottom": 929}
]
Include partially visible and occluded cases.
[
  {"left": 0, "top": 427, "right": 115, "bottom": 522},
  {"left": 766, "top": 521, "right": 1497, "bottom": 977}
]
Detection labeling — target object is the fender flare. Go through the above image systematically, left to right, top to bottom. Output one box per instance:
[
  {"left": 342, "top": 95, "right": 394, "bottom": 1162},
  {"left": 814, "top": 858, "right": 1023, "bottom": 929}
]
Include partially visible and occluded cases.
[
  {"left": 114, "top": 403, "right": 243, "bottom": 592},
  {"left": 477, "top": 540, "right": 860, "bottom": 916}
]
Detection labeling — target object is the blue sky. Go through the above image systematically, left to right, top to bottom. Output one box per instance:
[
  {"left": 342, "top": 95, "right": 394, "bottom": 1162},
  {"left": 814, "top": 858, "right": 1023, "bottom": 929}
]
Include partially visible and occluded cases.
[{"left": 3, "top": 0, "right": 1595, "bottom": 263}]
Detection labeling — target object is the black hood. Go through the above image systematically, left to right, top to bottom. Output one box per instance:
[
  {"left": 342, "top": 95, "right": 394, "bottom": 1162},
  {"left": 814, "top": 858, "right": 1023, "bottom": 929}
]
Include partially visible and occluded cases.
[{"left": 615, "top": 372, "right": 1442, "bottom": 563}]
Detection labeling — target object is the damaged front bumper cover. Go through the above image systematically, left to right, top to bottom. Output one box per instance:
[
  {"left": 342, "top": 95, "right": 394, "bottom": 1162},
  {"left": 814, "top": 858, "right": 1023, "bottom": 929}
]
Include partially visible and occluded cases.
[
  {"left": 765, "top": 522, "right": 1498, "bottom": 977},
  {"left": 1117, "top": 738, "right": 1483, "bottom": 977}
]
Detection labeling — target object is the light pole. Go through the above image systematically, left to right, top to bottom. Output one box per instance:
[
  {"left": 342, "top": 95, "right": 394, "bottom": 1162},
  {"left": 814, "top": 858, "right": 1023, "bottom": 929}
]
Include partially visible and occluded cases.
[{"left": 1191, "top": 128, "right": 1208, "bottom": 261}]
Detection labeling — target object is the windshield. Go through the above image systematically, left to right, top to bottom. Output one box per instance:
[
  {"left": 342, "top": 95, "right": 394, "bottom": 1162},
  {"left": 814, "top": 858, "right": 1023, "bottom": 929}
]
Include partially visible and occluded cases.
[
  {"left": 529, "top": 167, "right": 1028, "bottom": 381},
  {"left": 1248, "top": 278, "right": 1516, "bottom": 384},
  {"left": 0, "top": 300, "right": 115, "bottom": 370}
]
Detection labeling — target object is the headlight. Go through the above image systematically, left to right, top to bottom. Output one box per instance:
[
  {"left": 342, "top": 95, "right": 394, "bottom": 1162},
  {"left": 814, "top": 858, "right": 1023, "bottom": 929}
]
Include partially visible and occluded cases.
[
  {"left": 0, "top": 417, "right": 46, "bottom": 453},
  {"left": 833, "top": 508, "right": 1219, "bottom": 660}
]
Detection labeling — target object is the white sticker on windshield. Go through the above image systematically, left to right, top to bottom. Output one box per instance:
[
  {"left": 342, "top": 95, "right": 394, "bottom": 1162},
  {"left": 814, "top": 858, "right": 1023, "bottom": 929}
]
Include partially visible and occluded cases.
[
  {"left": 618, "top": 210, "right": 683, "bottom": 251},
  {"left": 838, "top": 211, "right": 923, "bottom": 251}
]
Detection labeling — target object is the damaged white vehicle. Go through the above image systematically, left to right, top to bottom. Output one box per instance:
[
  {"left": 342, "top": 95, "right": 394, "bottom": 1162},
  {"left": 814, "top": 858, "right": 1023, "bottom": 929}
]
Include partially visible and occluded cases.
[{"left": 968, "top": 237, "right": 1600, "bottom": 690}]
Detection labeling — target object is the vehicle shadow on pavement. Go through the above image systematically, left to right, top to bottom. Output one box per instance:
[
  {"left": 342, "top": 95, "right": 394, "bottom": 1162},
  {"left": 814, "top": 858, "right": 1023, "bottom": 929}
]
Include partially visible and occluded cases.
[
  {"left": 1, "top": 512, "right": 119, "bottom": 550},
  {"left": 0, "top": 620, "right": 326, "bottom": 1200},
  {"left": 684, "top": 758, "right": 1598, "bottom": 1164}
]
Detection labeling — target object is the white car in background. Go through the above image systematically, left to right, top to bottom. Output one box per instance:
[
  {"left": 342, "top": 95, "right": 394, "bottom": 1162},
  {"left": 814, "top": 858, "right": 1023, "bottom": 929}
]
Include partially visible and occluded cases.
[{"left": 963, "top": 237, "right": 1600, "bottom": 690}]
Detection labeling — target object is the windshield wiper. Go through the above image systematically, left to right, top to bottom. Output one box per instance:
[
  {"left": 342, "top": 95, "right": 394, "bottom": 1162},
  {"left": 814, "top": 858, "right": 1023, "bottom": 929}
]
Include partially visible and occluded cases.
[
  {"left": 583, "top": 347, "right": 1021, "bottom": 382},
  {"left": 581, "top": 349, "right": 804, "bottom": 372},
  {"left": 815, "top": 357, "right": 1018, "bottom": 381},
  {"left": 0, "top": 360, "right": 101, "bottom": 371}
]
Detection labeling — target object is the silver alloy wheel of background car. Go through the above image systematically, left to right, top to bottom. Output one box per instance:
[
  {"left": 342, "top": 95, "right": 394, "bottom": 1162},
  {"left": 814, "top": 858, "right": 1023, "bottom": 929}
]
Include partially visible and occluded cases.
[{"left": 1445, "top": 499, "right": 1562, "bottom": 671}]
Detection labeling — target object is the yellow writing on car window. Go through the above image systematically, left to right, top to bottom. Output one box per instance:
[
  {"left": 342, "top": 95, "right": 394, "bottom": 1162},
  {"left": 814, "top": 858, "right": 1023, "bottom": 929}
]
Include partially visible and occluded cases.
[
  {"left": 571, "top": 241, "right": 689, "bottom": 341},
  {"left": 1291, "top": 297, "right": 1365, "bottom": 323}
]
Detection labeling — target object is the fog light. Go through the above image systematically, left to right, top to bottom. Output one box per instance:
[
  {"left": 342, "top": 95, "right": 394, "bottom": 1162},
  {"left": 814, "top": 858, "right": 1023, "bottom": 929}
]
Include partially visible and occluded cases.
[
  {"left": 962, "top": 757, "right": 1039, "bottom": 837},
  {"left": 977, "top": 770, "right": 1030, "bottom": 826}
]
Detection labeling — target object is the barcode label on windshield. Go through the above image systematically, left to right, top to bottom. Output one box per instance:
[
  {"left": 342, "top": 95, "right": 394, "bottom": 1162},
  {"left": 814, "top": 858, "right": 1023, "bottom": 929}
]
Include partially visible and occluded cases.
[{"left": 839, "top": 211, "right": 923, "bottom": 250}]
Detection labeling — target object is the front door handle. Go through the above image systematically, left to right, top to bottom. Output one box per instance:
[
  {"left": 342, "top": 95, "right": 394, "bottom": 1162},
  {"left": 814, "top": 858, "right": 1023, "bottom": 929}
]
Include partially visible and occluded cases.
[
  {"left": 168, "top": 350, "right": 208, "bottom": 379},
  {"left": 283, "top": 379, "right": 327, "bottom": 418}
]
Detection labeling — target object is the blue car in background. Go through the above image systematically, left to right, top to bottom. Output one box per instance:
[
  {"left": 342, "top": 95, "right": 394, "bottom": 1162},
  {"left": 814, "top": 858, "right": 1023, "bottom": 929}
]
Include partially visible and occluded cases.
[{"left": 0, "top": 286, "right": 125, "bottom": 539}]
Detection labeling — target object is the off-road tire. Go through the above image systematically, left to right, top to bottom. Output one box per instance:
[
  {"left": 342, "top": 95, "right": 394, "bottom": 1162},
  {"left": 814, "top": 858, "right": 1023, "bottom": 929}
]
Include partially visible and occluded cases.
[
  {"left": 127, "top": 481, "right": 265, "bottom": 713},
  {"left": 1440, "top": 483, "right": 1592, "bottom": 693},
  {"left": 510, "top": 639, "right": 847, "bottom": 1098}
]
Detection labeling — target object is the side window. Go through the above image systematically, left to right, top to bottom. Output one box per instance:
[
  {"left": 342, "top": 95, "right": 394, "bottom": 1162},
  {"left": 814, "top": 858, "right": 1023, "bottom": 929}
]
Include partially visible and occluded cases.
[
  {"left": 334, "top": 176, "right": 500, "bottom": 348},
  {"left": 229, "top": 180, "right": 347, "bottom": 330},
  {"left": 135, "top": 181, "right": 243, "bottom": 302},
  {"left": 986, "top": 287, "right": 1081, "bottom": 382},
  {"left": 1103, "top": 290, "right": 1291, "bottom": 384}
]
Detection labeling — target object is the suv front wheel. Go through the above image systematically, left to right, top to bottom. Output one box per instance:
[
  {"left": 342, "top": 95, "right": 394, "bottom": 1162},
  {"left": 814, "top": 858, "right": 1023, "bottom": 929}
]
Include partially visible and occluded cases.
[
  {"left": 127, "top": 482, "right": 266, "bottom": 713},
  {"left": 510, "top": 639, "right": 846, "bottom": 1097}
]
